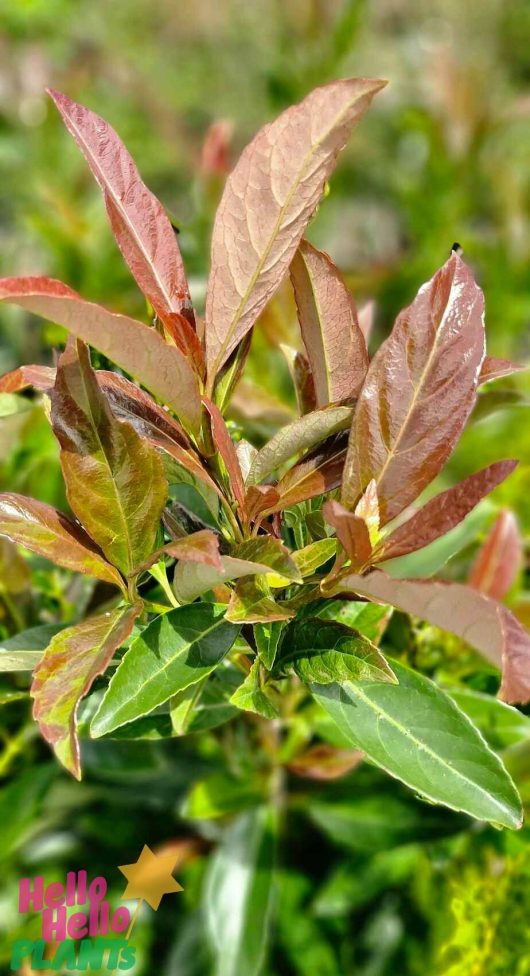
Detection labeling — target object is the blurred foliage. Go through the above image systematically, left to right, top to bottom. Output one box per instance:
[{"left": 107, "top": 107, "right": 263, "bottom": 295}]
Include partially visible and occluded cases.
[{"left": 1, "top": 1, "right": 530, "bottom": 974}]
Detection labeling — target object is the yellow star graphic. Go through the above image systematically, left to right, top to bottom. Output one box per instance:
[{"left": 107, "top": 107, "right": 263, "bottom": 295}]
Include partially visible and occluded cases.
[{"left": 118, "top": 845, "right": 183, "bottom": 910}]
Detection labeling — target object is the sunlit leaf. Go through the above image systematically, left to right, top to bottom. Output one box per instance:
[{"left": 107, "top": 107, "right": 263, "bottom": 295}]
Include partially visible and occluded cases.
[
  {"left": 205, "top": 77, "right": 386, "bottom": 381},
  {"left": 290, "top": 239, "right": 368, "bottom": 405},
  {"left": 342, "top": 255, "right": 486, "bottom": 522},
  {"left": 247, "top": 405, "right": 352, "bottom": 485},
  {"left": 469, "top": 509, "right": 523, "bottom": 600},
  {"left": 91, "top": 603, "right": 240, "bottom": 736},
  {"left": 278, "top": 618, "right": 396, "bottom": 684},
  {"left": 230, "top": 657, "right": 279, "bottom": 717},
  {"left": 312, "top": 658, "right": 522, "bottom": 827}
]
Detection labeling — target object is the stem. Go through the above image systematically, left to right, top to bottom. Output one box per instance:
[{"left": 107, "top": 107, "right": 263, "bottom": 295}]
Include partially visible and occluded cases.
[{"left": 1, "top": 589, "right": 25, "bottom": 632}]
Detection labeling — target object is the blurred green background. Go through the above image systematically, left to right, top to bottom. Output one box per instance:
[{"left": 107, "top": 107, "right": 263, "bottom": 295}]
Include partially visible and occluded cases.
[{"left": 1, "top": 1, "right": 530, "bottom": 973}]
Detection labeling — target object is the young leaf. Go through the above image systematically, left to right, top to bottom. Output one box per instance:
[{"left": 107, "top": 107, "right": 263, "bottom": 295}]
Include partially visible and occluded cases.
[
  {"left": 205, "top": 77, "right": 386, "bottom": 382},
  {"left": 48, "top": 89, "right": 195, "bottom": 330},
  {"left": 290, "top": 239, "right": 368, "bottom": 405},
  {"left": 342, "top": 255, "right": 486, "bottom": 522},
  {"left": 0, "top": 277, "right": 201, "bottom": 433},
  {"left": 51, "top": 341, "right": 167, "bottom": 577},
  {"left": 280, "top": 345, "right": 317, "bottom": 415},
  {"left": 478, "top": 356, "right": 525, "bottom": 385},
  {"left": 0, "top": 364, "right": 55, "bottom": 394},
  {"left": 97, "top": 371, "right": 192, "bottom": 449},
  {"left": 203, "top": 398, "right": 246, "bottom": 513},
  {"left": 246, "top": 405, "right": 352, "bottom": 485},
  {"left": 273, "top": 437, "right": 347, "bottom": 511},
  {"left": 377, "top": 460, "right": 518, "bottom": 562},
  {"left": 354, "top": 479, "right": 380, "bottom": 546},
  {"left": 244, "top": 485, "right": 281, "bottom": 523},
  {"left": 0, "top": 493, "right": 124, "bottom": 591},
  {"left": 323, "top": 499, "right": 372, "bottom": 569},
  {"left": 469, "top": 509, "right": 522, "bottom": 600},
  {"left": 134, "top": 529, "right": 222, "bottom": 574},
  {"left": 292, "top": 539, "right": 337, "bottom": 577},
  {"left": 333, "top": 570, "right": 530, "bottom": 705},
  {"left": 226, "top": 579, "right": 293, "bottom": 624},
  {"left": 91, "top": 603, "right": 240, "bottom": 736},
  {"left": 32, "top": 604, "right": 141, "bottom": 779},
  {"left": 280, "top": 618, "right": 396, "bottom": 685},
  {"left": 254, "top": 621, "right": 284, "bottom": 670},
  {"left": 230, "top": 658, "right": 279, "bottom": 718},
  {"left": 311, "top": 659, "right": 522, "bottom": 828},
  {"left": 205, "top": 807, "right": 277, "bottom": 976}
]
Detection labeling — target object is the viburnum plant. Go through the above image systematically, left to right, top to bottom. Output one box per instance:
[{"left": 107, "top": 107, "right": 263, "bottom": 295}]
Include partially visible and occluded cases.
[{"left": 0, "top": 78, "right": 528, "bottom": 831}]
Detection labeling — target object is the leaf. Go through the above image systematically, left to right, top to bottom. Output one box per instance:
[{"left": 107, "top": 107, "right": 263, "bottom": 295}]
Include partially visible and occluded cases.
[
  {"left": 205, "top": 77, "right": 386, "bottom": 381},
  {"left": 48, "top": 89, "right": 195, "bottom": 330},
  {"left": 290, "top": 239, "right": 368, "bottom": 405},
  {"left": 342, "top": 255, "right": 486, "bottom": 523},
  {"left": 0, "top": 277, "right": 201, "bottom": 432},
  {"left": 51, "top": 341, "right": 167, "bottom": 577},
  {"left": 280, "top": 345, "right": 316, "bottom": 415},
  {"left": 478, "top": 356, "right": 525, "bottom": 385},
  {"left": 0, "top": 364, "right": 55, "bottom": 394},
  {"left": 97, "top": 370, "right": 192, "bottom": 449},
  {"left": 203, "top": 398, "right": 246, "bottom": 513},
  {"left": 247, "top": 405, "right": 352, "bottom": 485},
  {"left": 273, "top": 438, "right": 347, "bottom": 511},
  {"left": 377, "top": 460, "right": 518, "bottom": 562},
  {"left": 354, "top": 479, "right": 380, "bottom": 546},
  {"left": 245, "top": 485, "right": 281, "bottom": 522},
  {"left": 0, "top": 493, "right": 125, "bottom": 590},
  {"left": 323, "top": 499, "right": 372, "bottom": 569},
  {"left": 380, "top": 501, "right": 492, "bottom": 580},
  {"left": 469, "top": 509, "right": 523, "bottom": 600},
  {"left": 135, "top": 529, "right": 222, "bottom": 574},
  {"left": 172, "top": 539, "right": 301, "bottom": 603},
  {"left": 292, "top": 539, "right": 337, "bottom": 577},
  {"left": 333, "top": 570, "right": 530, "bottom": 705},
  {"left": 226, "top": 579, "right": 294, "bottom": 624},
  {"left": 313, "top": 599, "right": 392, "bottom": 643},
  {"left": 91, "top": 603, "right": 240, "bottom": 736},
  {"left": 31, "top": 604, "right": 141, "bottom": 778},
  {"left": 279, "top": 618, "right": 396, "bottom": 684},
  {"left": 254, "top": 621, "right": 284, "bottom": 669},
  {"left": 230, "top": 658, "right": 279, "bottom": 717},
  {"left": 312, "top": 658, "right": 522, "bottom": 827},
  {"left": 287, "top": 744, "right": 362, "bottom": 781},
  {"left": 183, "top": 772, "right": 265, "bottom": 820},
  {"left": 309, "top": 794, "right": 457, "bottom": 853},
  {"left": 205, "top": 807, "right": 277, "bottom": 976}
]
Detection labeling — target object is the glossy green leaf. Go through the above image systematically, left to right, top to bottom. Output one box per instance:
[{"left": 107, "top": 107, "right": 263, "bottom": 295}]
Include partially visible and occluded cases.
[
  {"left": 51, "top": 341, "right": 167, "bottom": 577},
  {"left": 247, "top": 405, "right": 352, "bottom": 485},
  {"left": 173, "top": 537, "right": 301, "bottom": 604},
  {"left": 292, "top": 539, "right": 337, "bottom": 577},
  {"left": 312, "top": 600, "right": 392, "bottom": 643},
  {"left": 31, "top": 604, "right": 141, "bottom": 779},
  {"left": 91, "top": 604, "right": 240, "bottom": 736},
  {"left": 279, "top": 618, "right": 396, "bottom": 684},
  {"left": 254, "top": 621, "right": 284, "bottom": 670},
  {"left": 230, "top": 657, "right": 279, "bottom": 718},
  {"left": 312, "top": 659, "right": 523, "bottom": 827},
  {"left": 450, "top": 689, "right": 530, "bottom": 750},
  {"left": 205, "top": 807, "right": 277, "bottom": 976}
]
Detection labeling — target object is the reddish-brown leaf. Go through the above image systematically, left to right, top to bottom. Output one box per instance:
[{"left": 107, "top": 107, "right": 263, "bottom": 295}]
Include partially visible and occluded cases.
[
  {"left": 205, "top": 77, "right": 386, "bottom": 383},
  {"left": 48, "top": 89, "right": 195, "bottom": 330},
  {"left": 290, "top": 240, "right": 368, "bottom": 405},
  {"left": 342, "top": 255, "right": 485, "bottom": 523},
  {"left": 0, "top": 277, "right": 201, "bottom": 433},
  {"left": 358, "top": 299, "right": 376, "bottom": 344},
  {"left": 162, "top": 312, "right": 205, "bottom": 377},
  {"left": 51, "top": 341, "right": 167, "bottom": 577},
  {"left": 281, "top": 345, "right": 317, "bottom": 415},
  {"left": 478, "top": 356, "right": 525, "bottom": 385},
  {"left": 0, "top": 364, "right": 55, "bottom": 394},
  {"left": 96, "top": 371, "right": 190, "bottom": 448},
  {"left": 203, "top": 397, "right": 246, "bottom": 514},
  {"left": 247, "top": 405, "right": 352, "bottom": 486},
  {"left": 271, "top": 436, "right": 347, "bottom": 512},
  {"left": 377, "top": 460, "right": 518, "bottom": 563},
  {"left": 245, "top": 485, "right": 281, "bottom": 523},
  {"left": 0, "top": 493, "right": 124, "bottom": 591},
  {"left": 323, "top": 499, "right": 372, "bottom": 569},
  {"left": 469, "top": 509, "right": 523, "bottom": 600},
  {"left": 134, "top": 529, "right": 222, "bottom": 574},
  {"left": 332, "top": 570, "right": 530, "bottom": 704},
  {"left": 32, "top": 604, "right": 141, "bottom": 778},
  {"left": 287, "top": 744, "right": 363, "bottom": 780}
]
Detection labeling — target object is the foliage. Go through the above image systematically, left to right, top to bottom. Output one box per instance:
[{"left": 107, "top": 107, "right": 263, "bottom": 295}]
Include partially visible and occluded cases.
[{"left": 0, "top": 39, "right": 529, "bottom": 974}]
